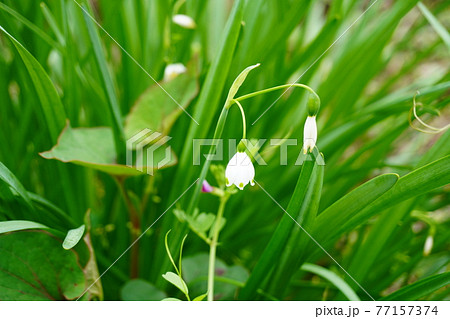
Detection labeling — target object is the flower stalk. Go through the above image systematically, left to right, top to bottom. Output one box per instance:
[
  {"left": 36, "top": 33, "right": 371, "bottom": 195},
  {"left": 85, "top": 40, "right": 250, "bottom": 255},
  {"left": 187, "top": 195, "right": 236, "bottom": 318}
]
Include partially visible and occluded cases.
[{"left": 207, "top": 192, "right": 230, "bottom": 301}]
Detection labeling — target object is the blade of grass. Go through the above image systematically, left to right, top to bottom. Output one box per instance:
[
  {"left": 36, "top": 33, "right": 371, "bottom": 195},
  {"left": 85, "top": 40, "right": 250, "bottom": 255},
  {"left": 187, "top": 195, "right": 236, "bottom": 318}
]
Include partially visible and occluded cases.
[
  {"left": 0, "top": 2, "right": 61, "bottom": 50},
  {"left": 417, "top": 2, "right": 450, "bottom": 50},
  {"left": 82, "top": 3, "right": 125, "bottom": 160},
  {"left": 0, "top": 26, "right": 66, "bottom": 142},
  {"left": 339, "top": 129, "right": 450, "bottom": 296},
  {"left": 314, "top": 155, "right": 450, "bottom": 251},
  {"left": 239, "top": 156, "right": 318, "bottom": 300},
  {"left": 268, "top": 159, "right": 324, "bottom": 297},
  {"left": 312, "top": 173, "right": 399, "bottom": 245},
  {"left": 300, "top": 263, "right": 361, "bottom": 301},
  {"left": 380, "top": 272, "right": 450, "bottom": 301}
]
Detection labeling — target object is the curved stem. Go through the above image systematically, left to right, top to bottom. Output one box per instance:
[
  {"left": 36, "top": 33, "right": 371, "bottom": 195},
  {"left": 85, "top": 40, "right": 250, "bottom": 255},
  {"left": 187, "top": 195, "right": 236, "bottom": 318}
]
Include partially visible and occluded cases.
[
  {"left": 234, "top": 83, "right": 320, "bottom": 103},
  {"left": 233, "top": 99, "right": 247, "bottom": 139},
  {"left": 207, "top": 194, "right": 229, "bottom": 301}
]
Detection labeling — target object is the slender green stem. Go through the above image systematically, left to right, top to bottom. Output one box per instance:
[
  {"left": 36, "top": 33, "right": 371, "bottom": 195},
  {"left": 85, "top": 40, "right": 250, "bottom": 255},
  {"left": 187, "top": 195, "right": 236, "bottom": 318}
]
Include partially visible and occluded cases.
[
  {"left": 234, "top": 83, "right": 319, "bottom": 102},
  {"left": 233, "top": 99, "right": 247, "bottom": 139},
  {"left": 114, "top": 176, "right": 140, "bottom": 278},
  {"left": 207, "top": 194, "right": 229, "bottom": 301}
]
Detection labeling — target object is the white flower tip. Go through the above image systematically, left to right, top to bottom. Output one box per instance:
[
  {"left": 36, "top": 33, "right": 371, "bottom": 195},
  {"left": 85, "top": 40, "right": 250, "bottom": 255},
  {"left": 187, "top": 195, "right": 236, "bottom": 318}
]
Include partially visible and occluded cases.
[
  {"left": 172, "top": 14, "right": 196, "bottom": 29},
  {"left": 163, "top": 63, "right": 187, "bottom": 82},
  {"left": 303, "top": 116, "right": 317, "bottom": 154},
  {"left": 423, "top": 235, "right": 433, "bottom": 256}
]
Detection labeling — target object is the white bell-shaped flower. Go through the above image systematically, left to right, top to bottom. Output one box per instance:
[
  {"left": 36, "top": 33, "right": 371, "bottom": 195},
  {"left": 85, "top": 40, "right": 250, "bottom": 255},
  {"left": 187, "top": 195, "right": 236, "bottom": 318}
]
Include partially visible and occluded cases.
[
  {"left": 172, "top": 14, "right": 196, "bottom": 29},
  {"left": 163, "top": 63, "right": 187, "bottom": 82},
  {"left": 303, "top": 115, "right": 317, "bottom": 154},
  {"left": 225, "top": 152, "right": 255, "bottom": 190}
]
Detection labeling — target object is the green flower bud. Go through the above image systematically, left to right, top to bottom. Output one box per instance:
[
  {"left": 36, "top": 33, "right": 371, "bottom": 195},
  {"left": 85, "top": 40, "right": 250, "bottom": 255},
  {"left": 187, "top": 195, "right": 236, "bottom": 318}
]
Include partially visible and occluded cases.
[{"left": 307, "top": 93, "right": 320, "bottom": 117}]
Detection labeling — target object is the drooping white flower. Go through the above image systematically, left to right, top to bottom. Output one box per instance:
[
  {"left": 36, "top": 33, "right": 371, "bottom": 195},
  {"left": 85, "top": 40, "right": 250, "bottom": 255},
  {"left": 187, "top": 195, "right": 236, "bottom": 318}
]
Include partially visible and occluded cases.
[
  {"left": 172, "top": 14, "right": 196, "bottom": 29},
  {"left": 163, "top": 63, "right": 187, "bottom": 82},
  {"left": 303, "top": 115, "right": 317, "bottom": 154},
  {"left": 225, "top": 152, "right": 255, "bottom": 190},
  {"left": 423, "top": 235, "right": 433, "bottom": 256}
]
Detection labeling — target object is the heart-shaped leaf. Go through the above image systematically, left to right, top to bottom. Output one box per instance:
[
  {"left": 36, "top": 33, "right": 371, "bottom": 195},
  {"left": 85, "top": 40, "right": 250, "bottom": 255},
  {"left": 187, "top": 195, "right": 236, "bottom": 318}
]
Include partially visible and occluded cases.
[
  {"left": 40, "top": 123, "right": 177, "bottom": 176},
  {"left": 0, "top": 220, "right": 48, "bottom": 234},
  {"left": 0, "top": 230, "right": 86, "bottom": 300}
]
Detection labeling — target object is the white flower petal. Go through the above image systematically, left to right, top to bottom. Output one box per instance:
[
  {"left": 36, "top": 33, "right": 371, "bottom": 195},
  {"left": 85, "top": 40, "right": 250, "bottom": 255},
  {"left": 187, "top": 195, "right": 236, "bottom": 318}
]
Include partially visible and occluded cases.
[
  {"left": 303, "top": 116, "right": 317, "bottom": 153},
  {"left": 225, "top": 152, "right": 255, "bottom": 190}
]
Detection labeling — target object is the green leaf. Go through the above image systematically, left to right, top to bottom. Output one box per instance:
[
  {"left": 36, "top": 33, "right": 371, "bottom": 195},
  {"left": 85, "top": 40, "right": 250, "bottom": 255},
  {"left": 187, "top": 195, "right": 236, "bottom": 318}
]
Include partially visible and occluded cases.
[
  {"left": 417, "top": 2, "right": 450, "bottom": 51},
  {"left": 0, "top": 3, "right": 61, "bottom": 51},
  {"left": 82, "top": 3, "right": 125, "bottom": 155},
  {"left": 0, "top": 26, "right": 66, "bottom": 143},
  {"left": 224, "top": 63, "right": 260, "bottom": 107},
  {"left": 124, "top": 71, "right": 198, "bottom": 139},
  {"left": 40, "top": 122, "right": 177, "bottom": 176},
  {"left": 338, "top": 156, "right": 450, "bottom": 243},
  {"left": 239, "top": 157, "right": 320, "bottom": 300},
  {"left": 268, "top": 160, "right": 325, "bottom": 297},
  {"left": 0, "top": 162, "right": 34, "bottom": 210},
  {"left": 311, "top": 173, "right": 399, "bottom": 246},
  {"left": 27, "top": 192, "right": 76, "bottom": 230},
  {"left": 194, "top": 213, "right": 216, "bottom": 233},
  {"left": 0, "top": 220, "right": 48, "bottom": 234},
  {"left": 62, "top": 224, "right": 85, "bottom": 250},
  {"left": 0, "top": 230, "right": 86, "bottom": 300},
  {"left": 182, "top": 253, "right": 248, "bottom": 301},
  {"left": 300, "top": 263, "right": 361, "bottom": 301},
  {"left": 162, "top": 271, "right": 189, "bottom": 295},
  {"left": 381, "top": 272, "right": 450, "bottom": 301},
  {"left": 121, "top": 279, "right": 167, "bottom": 301},
  {"left": 193, "top": 293, "right": 208, "bottom": 301},
  {"left": 162, "top": 297, "right": 182, "bottom": 301}
]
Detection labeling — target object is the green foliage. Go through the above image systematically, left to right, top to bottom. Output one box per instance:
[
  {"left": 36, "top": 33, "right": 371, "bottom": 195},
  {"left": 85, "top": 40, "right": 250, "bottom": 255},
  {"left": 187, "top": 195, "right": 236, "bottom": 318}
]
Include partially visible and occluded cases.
[
  {"left": 0, "top": 0, "right": 448, "bottom": 301},
  {"left": 124, "top": 71, "right": 198, "bottom": 139},
  {"left": 40, "top": 123, "right": 176, "bottom": 175},
  {"left": 0, "top": 230, "right": 85, "bottom": 300},
  {"left": 381, "top": 273, "right": 450, "bottom": 301},
  {"left": 121, "top": 279, "right": 167, "bottom": 301}
]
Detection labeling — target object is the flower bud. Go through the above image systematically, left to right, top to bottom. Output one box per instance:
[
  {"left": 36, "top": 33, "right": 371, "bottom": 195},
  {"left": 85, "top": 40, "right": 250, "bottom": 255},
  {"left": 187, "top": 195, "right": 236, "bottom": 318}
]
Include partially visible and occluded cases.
[
  {"left": 172, "top": 14, "right": 196, "bottom": 29},
  {"left": 163, "top": 63, "right": 187, "bottom": 82},
  {"left": 307, "top": 93, "right": 320, "bottom": 117},
  {"left": 201, "top": 180, "right": 214, "bottom": 193},
  {"left": 423, "top": 235, "right": 433, "bottom": 256}
]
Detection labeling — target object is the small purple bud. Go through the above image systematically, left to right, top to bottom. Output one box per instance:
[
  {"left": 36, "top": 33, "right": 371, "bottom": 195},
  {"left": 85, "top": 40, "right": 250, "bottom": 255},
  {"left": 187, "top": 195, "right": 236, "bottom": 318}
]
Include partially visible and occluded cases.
[{"left": 201, "top": 180, "right": 214, "bottom": 193}]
